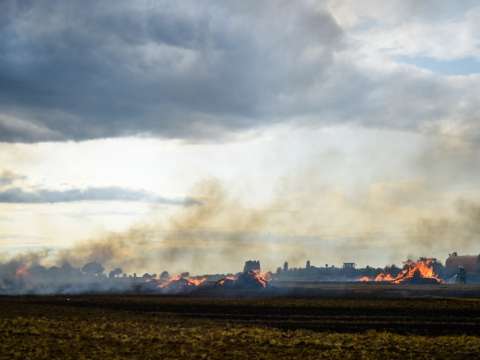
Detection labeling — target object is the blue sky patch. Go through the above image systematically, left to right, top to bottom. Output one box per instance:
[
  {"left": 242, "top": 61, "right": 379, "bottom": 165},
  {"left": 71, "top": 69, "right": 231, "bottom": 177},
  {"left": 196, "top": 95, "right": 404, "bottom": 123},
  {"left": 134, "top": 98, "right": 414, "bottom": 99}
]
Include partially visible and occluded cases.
[{"left": 396, "top": 56, "right": 480, "bottom": 75}]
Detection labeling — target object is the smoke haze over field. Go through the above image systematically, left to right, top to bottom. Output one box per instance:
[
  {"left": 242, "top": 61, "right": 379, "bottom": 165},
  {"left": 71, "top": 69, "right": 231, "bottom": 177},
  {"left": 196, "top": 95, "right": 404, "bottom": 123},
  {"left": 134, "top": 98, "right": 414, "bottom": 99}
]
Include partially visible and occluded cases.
[
  {"left": 1, "top": 1, "right": 480, "bottom": 274},
  {"left": 3, "top": 166, "right": 479, "bottom": 275}
]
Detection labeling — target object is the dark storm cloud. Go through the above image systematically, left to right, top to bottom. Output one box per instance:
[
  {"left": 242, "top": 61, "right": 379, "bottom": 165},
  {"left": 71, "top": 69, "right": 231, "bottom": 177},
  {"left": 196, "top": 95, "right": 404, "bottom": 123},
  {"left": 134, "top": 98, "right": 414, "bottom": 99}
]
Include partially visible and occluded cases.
[
  {"left": 0, "top": 0, "right": 478, "bottom": 143},
  {"left": 0, "top": 0, "right": 344, "bottom": 142},
  {"left": 0, "top": 186, "right": 198, "bottom": 205}
]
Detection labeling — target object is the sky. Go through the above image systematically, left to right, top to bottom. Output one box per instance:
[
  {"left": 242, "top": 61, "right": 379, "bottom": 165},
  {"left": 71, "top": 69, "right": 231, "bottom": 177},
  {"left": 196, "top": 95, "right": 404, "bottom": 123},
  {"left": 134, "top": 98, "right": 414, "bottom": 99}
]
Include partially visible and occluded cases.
[{"left": 1, "top": 0, "right": 480, "bottom": 274}]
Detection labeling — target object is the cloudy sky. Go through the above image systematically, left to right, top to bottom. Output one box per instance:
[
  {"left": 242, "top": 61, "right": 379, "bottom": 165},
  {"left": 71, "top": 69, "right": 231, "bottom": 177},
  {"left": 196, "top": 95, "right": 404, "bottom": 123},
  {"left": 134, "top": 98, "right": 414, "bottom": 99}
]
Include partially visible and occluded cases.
[{"left": 1, "top": 0, "right": 479, "bottom": 273}]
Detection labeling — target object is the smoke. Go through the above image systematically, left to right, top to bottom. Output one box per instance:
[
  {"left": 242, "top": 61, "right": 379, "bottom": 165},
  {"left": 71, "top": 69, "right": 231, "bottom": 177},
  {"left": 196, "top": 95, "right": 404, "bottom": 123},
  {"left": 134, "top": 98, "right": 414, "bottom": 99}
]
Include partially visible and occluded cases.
[
  {"left": 2, "top": 129, "right": 480, "bottom": 276},
  {"left": 404, "top": 132, "right": 480, "bottom": 255},
  {"left": 1, "top": 162, "right": 479, "bottom": 296},
  {"left": 4, "top": 162, "right": 479, "bottom": 277},
  {"left": 53, "top": 168, "right": 480, "bottom": 274},
  {"left": 55, "top": 178, "right": 307, "bottom": 274},
  {"left": 410, "top": 200, "right": 480, "bottom": 252}
]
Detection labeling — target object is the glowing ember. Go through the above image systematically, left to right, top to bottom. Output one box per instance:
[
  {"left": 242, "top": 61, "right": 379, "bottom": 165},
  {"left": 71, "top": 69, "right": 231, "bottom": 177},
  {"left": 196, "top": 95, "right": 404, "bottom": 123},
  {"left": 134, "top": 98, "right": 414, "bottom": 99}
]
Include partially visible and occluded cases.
[
  {"left": 359, "top": 258, "right": 443, "bottom": 284},
  {"left": 15, "top": 265, "right": 29, "bottom": 278},
  {"left": 156, "top": 270, "right": 271, "bottom": 293},
  {"left": 216, "top": 270, "right": 270, "bottom": 289},
  {"left": 250, "top": 270, "right": 270, "bottom": 288},
  {"left": 375, "top": 273, "right": 395, "bottom": 282},
  {"left": 159, "top": 274, "right": 207, "bottom": 290},
  {"left": 216, "top": 275, "right": 237, "bottom": 286},
  {"left": 186, "top": 277, "right": 207, "bottom": 286}
]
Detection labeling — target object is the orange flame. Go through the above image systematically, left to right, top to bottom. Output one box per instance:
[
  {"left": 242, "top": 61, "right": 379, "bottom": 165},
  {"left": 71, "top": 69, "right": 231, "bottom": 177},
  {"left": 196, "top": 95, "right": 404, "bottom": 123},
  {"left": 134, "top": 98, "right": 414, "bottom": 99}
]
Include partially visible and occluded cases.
[
  {"left": 359, "top": 258, "right": 443, "bottom": 284},
  {"left": 391, "top": 258, "right": 443, "bottom": 284},
  {"left": 15, "top": 265, "right": 29, "bottom": 278},
  {"left": 159, "top": 270, "right": 271, "bottom": 291},
  {"left": 216, "top": 270, "right": 271, "bottom": 288},
  {"left": 250, "top": 270, "right": 270, "bottom": 288},
  {"left": 374, "top": 273, "right": 395, "bottom": 282},
  {"left": 159, "top": 274, "right": 207, "bottom": 289},
  {"left": 216, "top": 275, "right": 237, "bottom": 286},
  {"left": 185, "top": 277, "right": 207, "bottom": 286}
]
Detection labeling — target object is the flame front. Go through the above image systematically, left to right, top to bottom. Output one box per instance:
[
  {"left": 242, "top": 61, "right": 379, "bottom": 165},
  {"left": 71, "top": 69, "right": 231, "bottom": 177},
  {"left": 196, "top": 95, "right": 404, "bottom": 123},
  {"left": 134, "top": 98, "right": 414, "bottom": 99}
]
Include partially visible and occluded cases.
[
  {"left": 359, "top": 258, "right": 443, "bottom": 284},
  {"left": 391, "top": 259, "right": 443, "bottom": 284},
  {"left": 15, "top": 265, "right": 29, "bottom": 278},
  {"left": 158, "top": 270, "right": 271, "bottom": 292},
  {"left": 216, "top": 270, "right": 271, "bottom": 288},
  {"left": 250, "top": 270, "right": 270, "bottom": 288},
  {"left": 375, "top": 273, "right": 395, "bottom": 282},
  {"left": 159, "top": 274, "right": 207, "bottom": 289},
  {"left": 216, "top": 275, "right": 237, "bottom": 286},
  {"left": 185, "top": 277, "right": 207, "bottom": 286}
]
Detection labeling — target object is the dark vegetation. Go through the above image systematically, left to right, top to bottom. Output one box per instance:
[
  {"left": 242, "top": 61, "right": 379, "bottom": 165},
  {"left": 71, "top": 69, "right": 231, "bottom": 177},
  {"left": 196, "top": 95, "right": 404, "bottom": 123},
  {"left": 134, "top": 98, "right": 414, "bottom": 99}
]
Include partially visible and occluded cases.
[{"left": 2, "top": 290, "right": 480, "bottom": 359}]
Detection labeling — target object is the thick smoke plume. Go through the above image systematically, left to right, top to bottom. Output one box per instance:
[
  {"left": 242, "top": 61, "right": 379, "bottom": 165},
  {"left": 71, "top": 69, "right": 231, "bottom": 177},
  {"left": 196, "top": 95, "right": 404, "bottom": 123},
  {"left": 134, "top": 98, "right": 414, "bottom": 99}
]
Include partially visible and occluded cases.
[
  {"left": 2, "top": 132, "right": 480, "bottom": 277},
  {"left": 57, "top": 179, "right": 308, "bottom": 274}
]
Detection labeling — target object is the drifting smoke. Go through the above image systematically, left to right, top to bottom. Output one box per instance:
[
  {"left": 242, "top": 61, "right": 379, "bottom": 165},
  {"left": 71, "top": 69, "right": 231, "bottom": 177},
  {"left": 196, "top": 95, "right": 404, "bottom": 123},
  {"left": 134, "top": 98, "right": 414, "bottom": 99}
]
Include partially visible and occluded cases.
[
  {"left": 2, "top": 130, "right": 480, "bottom": 279},
  {"left": 408, "top": 134, "right": 480, "bottom": 255},
  {"left": 2, "top": 158, "right": 480, "bottom": 293},
  {"left": 3, "top": 165, "right": 480, "bottom": 277},
  {"left": 56, "top": 179, "right": 308, "bottom": 274},
  {"left": 410, "top": 200, "right": 480, "bottom": 252}
]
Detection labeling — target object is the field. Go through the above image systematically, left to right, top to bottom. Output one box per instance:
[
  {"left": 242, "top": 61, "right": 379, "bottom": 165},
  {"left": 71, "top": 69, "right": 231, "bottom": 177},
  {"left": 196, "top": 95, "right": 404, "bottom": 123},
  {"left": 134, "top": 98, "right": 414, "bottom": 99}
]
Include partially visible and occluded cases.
[{"left": 2, "top": 285, "right": 480, "bottom": 359}]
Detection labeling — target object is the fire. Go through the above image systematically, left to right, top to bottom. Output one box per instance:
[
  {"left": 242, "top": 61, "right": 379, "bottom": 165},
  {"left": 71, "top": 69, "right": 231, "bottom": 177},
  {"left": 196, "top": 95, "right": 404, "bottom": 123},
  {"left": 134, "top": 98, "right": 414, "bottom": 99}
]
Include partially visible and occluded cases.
[
  {"left": 359, "top": 258, "right": 443, "bottom": 284},
  {"left": 391, "top": 258, "right": 443, "bottom": 284},
  {"left": 15, "top": 265, "right": 29, "bottom": 278},
  {"left": 157, "top": 270, "right": 271, "bottom": 293},
  {"left": 216, "top": 270, "right": 270, "bottom": 289},
  {"left": 250, "top": 270, "right": 270, "bottom": 288},
  {"left": 375, "top": 273, "right": 395, "bottom": 282},
  {"left": 159, "top": 274, "right": 207, "bottom": 289},
  {"left": 216, "top": 275, "right": 237, "bottom": 286},
  {"left": 185, "top": 277, "right": 207, "bottom": 286}
]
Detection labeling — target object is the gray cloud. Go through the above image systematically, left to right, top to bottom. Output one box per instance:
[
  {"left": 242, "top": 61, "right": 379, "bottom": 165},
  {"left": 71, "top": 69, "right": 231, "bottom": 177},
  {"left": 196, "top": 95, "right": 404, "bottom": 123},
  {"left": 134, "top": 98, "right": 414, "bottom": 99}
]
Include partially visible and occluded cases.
[
  {"left": 0, "top": 0, "right": 478, "bottom": 143},
  {"left": 0, "top": 0, "right": 343, "bottom": 142},
  {"left": 0, "top": 170, "right": 26, "bottom": 186},
  {"left": 0, "top": 186, "right": 198, "bottom": 205}
]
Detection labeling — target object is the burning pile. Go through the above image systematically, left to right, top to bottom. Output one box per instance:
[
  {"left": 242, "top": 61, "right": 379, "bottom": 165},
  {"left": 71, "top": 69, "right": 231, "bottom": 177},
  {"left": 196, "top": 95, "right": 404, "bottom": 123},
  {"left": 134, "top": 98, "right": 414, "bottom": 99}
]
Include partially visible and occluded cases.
[
  {"left": 0, "top": 258, "right": 272, "bottom": 295},
  {"left": 360, "top": 258, "right": 443, "bottom": 284},
  {"left": 215, "top": 260, "right": 270, "bottom": 289},
  {"left": 158, "top": 268, "right": 271, "bottom": 293},
  {"left": 216, "top": 270, "right": 270, "bottom": 289},
  {"left": 157, "top": 274, "right": 207, "bottom": 293}
]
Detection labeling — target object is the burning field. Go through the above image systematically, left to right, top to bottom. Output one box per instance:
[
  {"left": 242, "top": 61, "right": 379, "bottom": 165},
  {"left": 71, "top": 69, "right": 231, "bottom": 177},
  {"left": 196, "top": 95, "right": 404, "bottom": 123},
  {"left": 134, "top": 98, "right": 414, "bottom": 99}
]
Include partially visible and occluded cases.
[
  {"left": 0, "top": 255, "right": 476, "bottom": 296},
  {"left": 0, "top": 257, "right": 274, "bottom": 296},
  {"left": 3, "top": 257, "right": 480, "bottom": 359},
  {"left": 359, "top": 258, "right": 444, "bottom": 285},
  {"left": 157, "top": 270, "right": 270, "bottom": 294}
]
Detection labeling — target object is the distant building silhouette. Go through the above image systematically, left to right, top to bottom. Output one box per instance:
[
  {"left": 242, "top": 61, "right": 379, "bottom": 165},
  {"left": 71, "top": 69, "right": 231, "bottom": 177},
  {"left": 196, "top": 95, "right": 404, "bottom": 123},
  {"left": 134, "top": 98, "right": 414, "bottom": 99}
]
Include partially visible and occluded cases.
[{"left": 243, "top": 260, "right": 261, "bottom": 273}]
